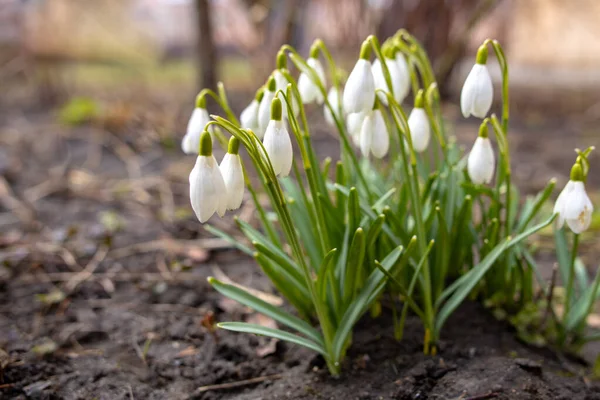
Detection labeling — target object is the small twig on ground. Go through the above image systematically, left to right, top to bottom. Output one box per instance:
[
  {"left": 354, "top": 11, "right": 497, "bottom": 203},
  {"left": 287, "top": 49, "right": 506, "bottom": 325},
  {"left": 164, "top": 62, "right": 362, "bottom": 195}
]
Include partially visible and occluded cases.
[
  {"left": 63, "top": 246, "right": 109, "bottom": 293},
  {"left": 15, "top": 271, "right": 206, "bottom": 285},
  {"left": 191, "top": 374, "right": 282, "bottom": 395}
]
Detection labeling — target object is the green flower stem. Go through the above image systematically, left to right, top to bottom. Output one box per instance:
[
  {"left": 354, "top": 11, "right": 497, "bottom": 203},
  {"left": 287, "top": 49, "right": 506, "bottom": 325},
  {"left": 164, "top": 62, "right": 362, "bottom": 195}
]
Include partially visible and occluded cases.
[
  {"left": 367, "top": 35, "right": 395, "bottom": 99},
  {"left": 282, "top": 45, "right": 372, "bottom": 197},
  {"left": 276, "top": 86, "right": 330, "bottom": 255},
  {"left": 196, "top": 87, "right": 240, "bottom": 126},
  {"left": 382, "top": 91, "right": 435, "bottom": 350},
  {"left": 214, "top": 117, "right": 339, "bottom": 374},
  {"left": 564, "top": 233, "right": 580, "bottom": 325}
]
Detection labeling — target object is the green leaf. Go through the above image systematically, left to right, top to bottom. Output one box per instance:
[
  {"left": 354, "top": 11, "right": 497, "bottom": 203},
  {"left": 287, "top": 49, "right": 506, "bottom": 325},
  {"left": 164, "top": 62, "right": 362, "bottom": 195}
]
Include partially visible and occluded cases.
[
  {"left": 516, "top": 179, "right": 556, "bottom": 232},
  {"left": 435, "top": 214, "right": 556, "bottom": 334},
  {"left": 204, "top": 225, "right": 254, "bottom": 256},
  {"left": 343, "top": 228, "right": 366, "bottom": 306},
  {"left": 554, "top": 228, "right": 571, "bottom": 286},
  {"left": 332, "top": 243, "right": 408, "bottom": 361},
  {"left": 317, "top": 248, "right": 339, "bottom": 304},
  {"left": 254, "top": 253, "right": 313, "bottom": 318},
  {"left": 564, "top": 265, "right": 600, "bottom": 332},
  {"left": 209, "top": 277, "right": 322, "bottom": 344},
  {"left": 218, "top": 322, "right": 327, "bottom": 356}
]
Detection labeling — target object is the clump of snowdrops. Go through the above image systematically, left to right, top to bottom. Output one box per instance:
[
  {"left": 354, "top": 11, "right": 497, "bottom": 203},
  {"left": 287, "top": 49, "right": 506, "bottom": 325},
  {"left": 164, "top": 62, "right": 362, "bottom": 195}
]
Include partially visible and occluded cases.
[{"left": 182, "top": 31, "right": 596, "bottom": 375}]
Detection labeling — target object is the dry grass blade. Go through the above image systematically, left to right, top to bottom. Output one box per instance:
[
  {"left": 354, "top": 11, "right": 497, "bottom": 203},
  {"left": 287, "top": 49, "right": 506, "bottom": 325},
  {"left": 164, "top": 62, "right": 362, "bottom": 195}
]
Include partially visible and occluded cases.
[{"left": 191, "top": 374, "right": 282, "bottom": 395}]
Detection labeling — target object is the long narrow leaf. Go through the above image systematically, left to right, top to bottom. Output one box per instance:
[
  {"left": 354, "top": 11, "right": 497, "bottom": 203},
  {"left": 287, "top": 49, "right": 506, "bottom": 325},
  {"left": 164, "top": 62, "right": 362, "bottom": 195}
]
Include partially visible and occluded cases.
[
  {"left": 435, "top": 214, "right": 556, "bottom": 333},
  {"left": 209, "top": 277, "right": 322, "bottom": 344},
  {"left": 218, "top": 322, "right": 327, "bottom": 356}
]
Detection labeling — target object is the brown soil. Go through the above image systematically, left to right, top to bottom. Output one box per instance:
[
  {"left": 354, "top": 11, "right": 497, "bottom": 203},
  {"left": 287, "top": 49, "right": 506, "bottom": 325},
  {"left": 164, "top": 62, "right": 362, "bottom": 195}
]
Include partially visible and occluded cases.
[{"left": 1, "top": 101, "right": 599, "bottom": 400}]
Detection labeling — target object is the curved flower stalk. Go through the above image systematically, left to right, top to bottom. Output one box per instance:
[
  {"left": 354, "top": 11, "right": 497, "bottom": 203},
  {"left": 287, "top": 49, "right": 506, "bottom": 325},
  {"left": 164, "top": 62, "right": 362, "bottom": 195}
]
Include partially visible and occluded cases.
[
  {"left": 343, "top": 41, "right": 376, "bottom": 115},
  {"left": 461, "top": 45, "right": 493, "bottom": 119},
  {"left": 258, "top": 76, "right": 277, "bottom": 138},
  {"left": 240, "top": 88, "right": 264, "bottom": 133},
  {"left": 407, "top": 91, "right": 430, "bottom": 153},
  {"left": 182, "top": 96, "right": 210, "bottom": 154},
  {"left": 263, "top": 97, "right": 293, "bottom": 177},
  {"left": 467, "top": 122, "right": 495, "bottom": 185},
  {"left": 189, "top": 131, "right": 227, "bottom": 222},
  {"left": 220, "top": 136, "right": 245, "bottom": 211}
]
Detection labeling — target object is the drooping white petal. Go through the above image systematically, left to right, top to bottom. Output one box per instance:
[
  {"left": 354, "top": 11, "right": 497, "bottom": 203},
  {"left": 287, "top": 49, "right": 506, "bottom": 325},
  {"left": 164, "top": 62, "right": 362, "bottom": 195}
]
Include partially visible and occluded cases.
[
  {"left": 394, "top": 53, "right": 411, "bottom": 103},
  {"left": 298, "top": 57, "right": 326, "bottom": 104},
  {"left": 372, "top": 57, "right": 406, "bottom": 106},
  {"left": 343, "top": 59, "right": 376, "bottom": 114},
  {"left": 461, "top": 64, "right": 493, "bottom": 119},
  {"left": 324, "top": 87, "right": 342, "bottom": 127},
  {"left": 257, "top": 89, "right": 275, "bottom": 138},
  {"left": 240, "top": 99, "right": 259, "bottom": 133},
  {"left": 182, "top": 107, "right": 210, "bottom": 154},
  {"left": 407, "top": 108, "right": 431, "bottom": 153},
  {"left": 370, "top": 109, "right": 389, "bottom": 158},
  {"left": 347, "top": 112, "right": 366, "bottom": 146},
  {"left": 359, "top": 113, "right": 373, "bottom": 158},
  {"left": 263, "top": 120, "right": 293, "bottom": 177},
  {"left": 467, "top": 137, "right": 495, "bottom": 184},
  {"left": 219, "top": 153, "right": 244, "bottom": 210},
  {"left": 189, "top": 155, "right": 226, "bottom": 222},
  {"left": 553, "top": 180, "right": 575, "bottom": 229},
  {"left": 563, "top": 181, "right": 593, "bottom": 234}
]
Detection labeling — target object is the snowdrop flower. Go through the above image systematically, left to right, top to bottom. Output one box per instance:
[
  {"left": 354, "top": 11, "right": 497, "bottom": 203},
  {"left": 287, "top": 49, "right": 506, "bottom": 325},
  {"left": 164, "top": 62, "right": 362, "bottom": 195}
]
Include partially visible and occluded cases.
[
  {"left": 343, "top": 41, "right": 376, "bottom": 115},
  {"left": 461, "top": 45, "right": 493, "bottom": 119},
  {"left": 298, "top": 47, "right": 326, "bottom": 104},
  {"left": 372, "top": 47, "right": 409, "bottom": 105},
  {"left": 393, "top": 48, "right": 410, "bottom": 103},
  {"left": 273, "top": 51, "right": 300, "bottom": 119},
  {"left": 257, "top": 76, "right": 277, "bottom": 138},
  {"left": 324, "top": 87, "right": 342, "bottom": 127},
  {"left": 240, "top": 88, "right": 264, "bottom": 134},
  {"left": 407, "top": 91, "right": 430, "bottom": 153},
  {"left": 182, "top": 96, "right": 210, "bottom": 154},
  {"left": 263, "top": 97, "right": 293, "bottom": 177},
  {"left": 359, "top": 102, "right": 388, "bottom": 159},
  {"left": 347, "top": 111, "right": 366, "bottom": 146},
  {"left": 467, "top": 123, "right": 495, "bottom": 185},
  {"left": 189, "top": 131, "right": 227, "bottom": 222},
  {"left": 219, "top": 137, "right": 245, "bottom": 211},
  {"left": 554, "top": 162, "right": 593, "bottom": 233}
]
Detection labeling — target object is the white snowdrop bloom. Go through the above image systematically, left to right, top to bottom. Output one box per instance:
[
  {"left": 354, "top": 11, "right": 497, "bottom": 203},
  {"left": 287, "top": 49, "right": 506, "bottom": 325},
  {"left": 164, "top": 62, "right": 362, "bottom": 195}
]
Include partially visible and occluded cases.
[
  {"left": 343, "top": 43, "right": 376, "bottom": 114},
  {"left": 461, "top": 45, "right": 493, "bottom": 119},
  {"left": 393, "top": 51, "right": 410, "bottom": 103},
  {"left": 372, "top": 55, "right": 407, "bottom": 106},
  {"left": 298, "top": 56, "right": 326, "bottom": 104},
  {"left": 257, "top": 77, "right": 277, "bottom": 138},
  {"left": 324, "top": 87, "right": 342, "bottom": 127},
  {"left": 240, "top": 90, "right": 263, "bottom": 133},
  {"left": 407, "top": 97, "right": 431, "bottom": 153},
  {"left": 263, "top": 98, "right": 293, "bottom": 177},
  {"left": 182, "top": 105, "right": 210, "bottom": 154},
  {"left": 370, "top": 109, "right": 389, "bottom": 158},
  {"left": 347, "top": 112, "right": 366, "bottom": 146},
  {"left": 359, "top": 112, "right": 374, "bottom": 158},
  {"left": 467, "top": 129, "right": 495, "bottom": 185},
  {"left": 189, "top": 131, "right": 227, "bottom": 222},
  {"left": 219, "top": 137, "right": 245, "bottom": 211},
  {"left": 554, "top": 164, "right": 593, "bottom": 233},
  {"left": 553, "top": 180, "right": 575, "bottom": 230},
  {"left": 563, "top": 181, "right": 593, "bottom": 234}
]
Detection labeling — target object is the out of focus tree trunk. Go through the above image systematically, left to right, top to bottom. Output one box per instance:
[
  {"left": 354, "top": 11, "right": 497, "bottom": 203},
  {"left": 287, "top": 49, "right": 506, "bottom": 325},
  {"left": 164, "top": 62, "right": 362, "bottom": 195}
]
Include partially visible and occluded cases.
[{"left": 195, "top": 0, "right": 217, "bottom": 90}]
